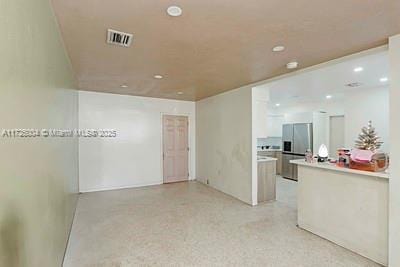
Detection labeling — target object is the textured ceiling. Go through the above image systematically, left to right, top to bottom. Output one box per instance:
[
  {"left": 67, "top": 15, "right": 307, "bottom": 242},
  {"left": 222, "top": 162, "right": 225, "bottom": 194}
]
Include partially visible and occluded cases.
[{"left": 51, "top": 0, "right": 400, "bottom": 101}]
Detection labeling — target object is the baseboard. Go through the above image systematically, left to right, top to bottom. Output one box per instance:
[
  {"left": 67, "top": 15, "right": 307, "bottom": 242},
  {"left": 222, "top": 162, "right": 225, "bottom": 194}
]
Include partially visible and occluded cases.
[{"left": 80, "top": 181, "right": 163, "bottom": 193}]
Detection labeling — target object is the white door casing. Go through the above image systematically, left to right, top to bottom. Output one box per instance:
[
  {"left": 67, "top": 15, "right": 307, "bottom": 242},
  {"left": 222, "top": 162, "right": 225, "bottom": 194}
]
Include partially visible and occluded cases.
[{"left": 329, "top": 115, "right": 345, "bottom": 157}]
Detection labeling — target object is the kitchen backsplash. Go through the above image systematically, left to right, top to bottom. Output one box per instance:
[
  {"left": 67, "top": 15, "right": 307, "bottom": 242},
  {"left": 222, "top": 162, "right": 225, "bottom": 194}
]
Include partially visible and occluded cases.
[{"left": 257, "top": 137, "right": 282, "bottom": 148}]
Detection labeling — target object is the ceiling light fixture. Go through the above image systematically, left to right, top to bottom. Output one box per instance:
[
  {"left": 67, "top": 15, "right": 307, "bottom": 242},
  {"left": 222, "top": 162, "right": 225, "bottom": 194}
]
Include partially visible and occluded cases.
[
  {"left": 167, "top": 6, "right": 183, "bottom": 17},
  {"left": 272, "top": 45, "right": 285, "bottom": 52},
  {"left": 286, "top": 61, "right": 298, "bottom": 69},
  {"left": 354, "top": 67, "right": 363, "bottom": 72},
  {"left": 154, "top": 75, "right": 163, "bottom": 79},
  {"left": 380, "top": 77, "right": 388, "bottom": 82},
  {"left": 120, "top": 84, "right": 128, "bottom": 88},
  {"left": 177, "top": 92, "right": 184, "bottom": 95},
  {"left": 326, "top": 95, "right": 332, "bottom": 99},
  {"left": 275, "top": 103, "right": 281, "bottom": 107}
]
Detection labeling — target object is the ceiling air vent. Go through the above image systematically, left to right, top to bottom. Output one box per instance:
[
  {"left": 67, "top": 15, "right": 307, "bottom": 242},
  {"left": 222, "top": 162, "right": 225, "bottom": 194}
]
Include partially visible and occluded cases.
[
  {"left": 107, "top": 29, "right": 133, "bottom": 47},
  {"left": 346, "top": 82, "right": 363, "bottom": 88}
]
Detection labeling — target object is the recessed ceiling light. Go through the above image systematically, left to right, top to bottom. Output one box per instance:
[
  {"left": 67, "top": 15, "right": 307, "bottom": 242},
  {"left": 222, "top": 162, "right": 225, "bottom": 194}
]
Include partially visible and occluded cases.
[
  {"left": 167, "top": 6, "right": 183, "bottom": 17},
  {"left": 272, "top": 45, "right": 285, "bottom": 52},
  {"left": 286, "top": 61, "right": 298, "bottom": 69},
  {"left": 354, "top": 67, "right": 363, "bottom": 72},
  {"left": 154, "top": 75, "right": 163, "bottom": 79},
  {"left": 380, "top": 77, "right": 388, "bottom": 82},
  {"left": 120, "top": 84, "right": 128, "bottom": 88},
  {"left": 177, "top": 92, "right": 184, "bottom": 95},
  {"left": 326, "top": 95, "right": 332, "bottom": 99},
  {"left": 275, "top": 103, "right": 281, "bottom": 107}
]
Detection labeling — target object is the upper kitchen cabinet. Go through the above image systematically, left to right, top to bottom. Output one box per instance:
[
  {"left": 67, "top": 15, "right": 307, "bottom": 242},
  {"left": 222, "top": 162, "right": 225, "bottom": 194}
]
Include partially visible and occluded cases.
[
  {"left": 253, "top": 86, "right": 272, "bottom": 138},
  {"left": 254, "top": 100, "right": 284, "bottom": 138},
  {"left": 255, "top": 100, "right": 268, "bottom": 138},
  {"left": 284, "top": 112, "right": 314, "bottom": 124},
  {"left": 267, "top": 115, "right": 284, "bottom": 137}
]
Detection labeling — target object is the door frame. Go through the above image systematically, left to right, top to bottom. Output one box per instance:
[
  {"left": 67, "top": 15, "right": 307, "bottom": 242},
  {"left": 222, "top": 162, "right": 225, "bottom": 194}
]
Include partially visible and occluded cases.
[
  {"left": 160, "top": 113, "right": 191, "bottom": 183},
  {"left": 328, "top": 115, "right": 345, "bottom": 157}
]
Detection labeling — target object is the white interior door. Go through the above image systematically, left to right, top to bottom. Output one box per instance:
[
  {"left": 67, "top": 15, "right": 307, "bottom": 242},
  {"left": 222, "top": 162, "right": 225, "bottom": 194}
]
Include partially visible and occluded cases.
[
  {"left": 163, "top": 115, "right": 189, "bottom": 183},
  {"left": 329, "top": 115, "right": 345, "bottom": 157}
]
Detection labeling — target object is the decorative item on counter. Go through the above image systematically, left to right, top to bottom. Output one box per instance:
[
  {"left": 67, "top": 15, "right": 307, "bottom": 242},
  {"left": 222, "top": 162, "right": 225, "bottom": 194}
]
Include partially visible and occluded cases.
[
  {"left": 350, "top": 121, "right": 388, "bottom": 172},
  {"left": 355, "top": 121, "right": 383, "bottom": 151},
  {"left": 317, "top": 144, "right": 329, "bottom": 162},
  {"left": 337, "top": 148, "right": 350, "bottom": 167},
  {"left": 305, "top": 149, "right": 313, "bottom": 163},
  {"left": 350, "top": 151, "right": 389, "bottom": 172}
]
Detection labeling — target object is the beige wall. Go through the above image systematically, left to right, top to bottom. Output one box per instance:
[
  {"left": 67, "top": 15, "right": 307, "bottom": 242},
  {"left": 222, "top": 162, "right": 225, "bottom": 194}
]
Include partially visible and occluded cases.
[
  {"left": 0, "top": 0, "right": 78, "bottom": 266},
  {"left": 389, "top": 34, "right": 400, "bottom": 267},
  {"left": 196, "top": 86, "right": 253, "bottom": 205},
  {"left": 344, "top": 86, "right": 389, "bottom": 152},
  {"left": 78, "top": 91, "right": 196, "bottom": 192}
]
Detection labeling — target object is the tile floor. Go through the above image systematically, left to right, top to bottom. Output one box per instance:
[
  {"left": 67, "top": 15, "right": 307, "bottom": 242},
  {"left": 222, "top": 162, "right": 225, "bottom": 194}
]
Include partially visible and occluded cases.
[{"left": 63, "top": 177, "right": 381, "bottom": 267}]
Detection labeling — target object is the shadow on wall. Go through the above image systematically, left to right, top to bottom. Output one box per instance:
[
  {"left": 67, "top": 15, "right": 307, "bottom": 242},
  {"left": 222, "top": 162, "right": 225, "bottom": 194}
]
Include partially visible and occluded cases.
[{"left": 0, "top": 204, "right": 24, "bottom": 267}]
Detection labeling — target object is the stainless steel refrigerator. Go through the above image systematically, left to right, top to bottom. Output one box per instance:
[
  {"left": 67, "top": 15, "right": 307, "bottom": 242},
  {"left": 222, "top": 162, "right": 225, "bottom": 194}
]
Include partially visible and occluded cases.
[{"left": 282, "top": 123, "right": 313, "bottom": 181}]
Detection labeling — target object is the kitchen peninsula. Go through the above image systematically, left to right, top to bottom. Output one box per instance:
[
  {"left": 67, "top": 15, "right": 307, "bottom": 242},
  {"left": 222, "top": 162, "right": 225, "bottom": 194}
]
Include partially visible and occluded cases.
[{"left": 291, "top": 159, "right": 389, "bottom": 266}]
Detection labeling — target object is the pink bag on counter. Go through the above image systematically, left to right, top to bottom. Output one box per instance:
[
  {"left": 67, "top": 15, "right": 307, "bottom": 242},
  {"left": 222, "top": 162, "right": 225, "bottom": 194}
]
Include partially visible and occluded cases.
[{"left": 350, "top": 149, "right": 374, "bottom": 163}]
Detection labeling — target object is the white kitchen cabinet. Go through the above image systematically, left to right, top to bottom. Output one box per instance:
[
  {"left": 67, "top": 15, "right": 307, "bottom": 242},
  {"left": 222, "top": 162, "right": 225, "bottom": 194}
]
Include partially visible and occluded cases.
[
  {"left": 255, "top": 100, "right": 268, "bottom": 138},
  {"left": 255, "top": 100, "right": 284, "bottom": 138},
  {"left": 284, "top": 112, "right": 313, "bottom": 124},
  {"left": 266, "top": 115, "right": 284, "bottom": 137}
]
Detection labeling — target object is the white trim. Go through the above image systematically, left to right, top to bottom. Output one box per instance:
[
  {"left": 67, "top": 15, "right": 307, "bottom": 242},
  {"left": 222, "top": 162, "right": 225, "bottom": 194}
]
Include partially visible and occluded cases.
[{"left": 80, "top": 181, "right": 163, "bottom": 193}]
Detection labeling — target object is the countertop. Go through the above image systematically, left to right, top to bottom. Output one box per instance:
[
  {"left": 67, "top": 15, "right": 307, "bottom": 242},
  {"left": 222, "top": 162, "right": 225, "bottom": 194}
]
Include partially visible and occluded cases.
[
  {"left": 257, "top": 149, "right": 282, "bottom": 152},
  {"left": 257, "top": 156, "right": 278, "bottom": 162},
  {"left": 290, "top": 159, "right": 389, "bottom": 179}
]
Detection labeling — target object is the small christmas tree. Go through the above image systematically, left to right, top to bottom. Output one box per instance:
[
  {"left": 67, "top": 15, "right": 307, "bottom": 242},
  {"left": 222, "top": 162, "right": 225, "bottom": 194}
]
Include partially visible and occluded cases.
[{"left": 355, "top": 121, "right": 383, "bottom": 151}]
